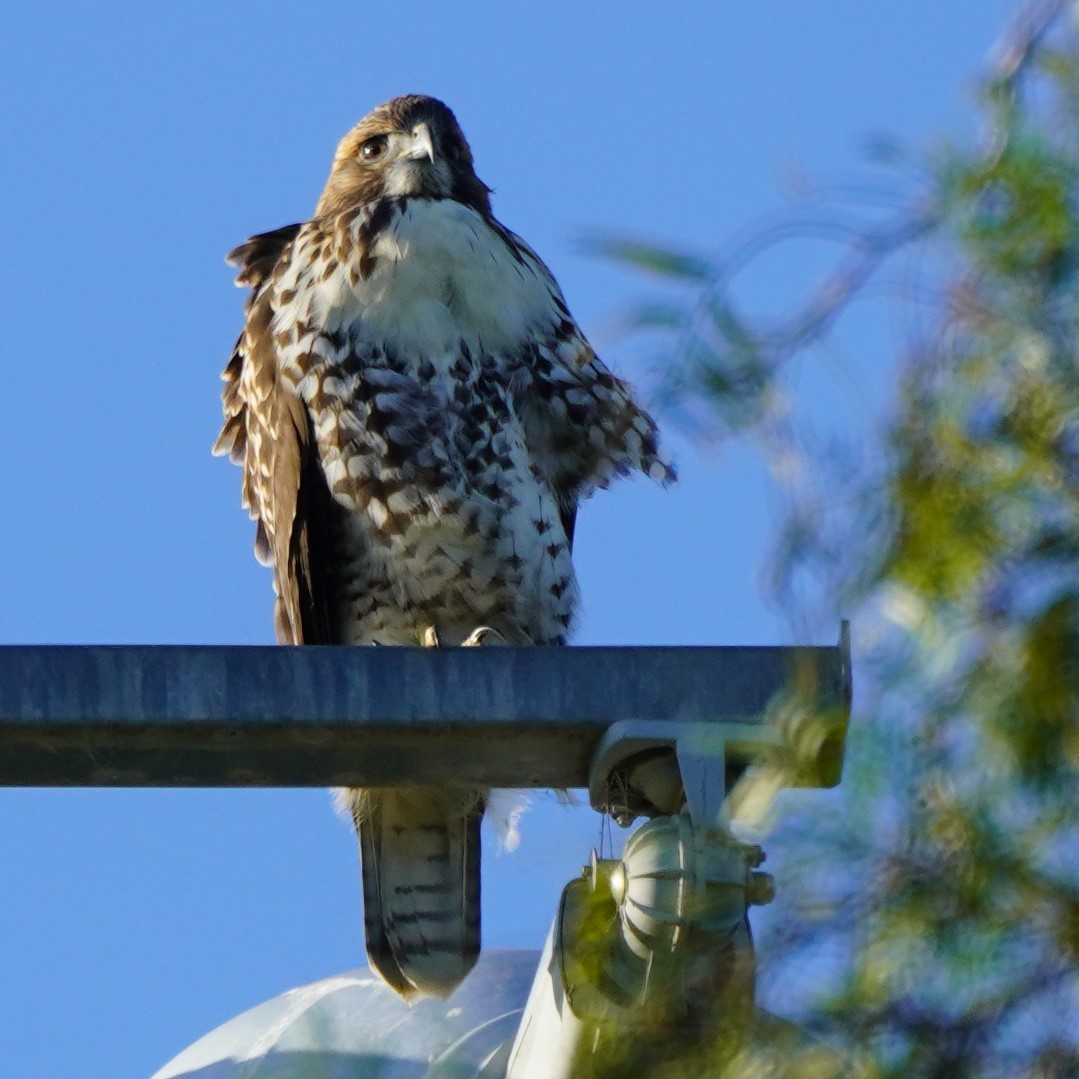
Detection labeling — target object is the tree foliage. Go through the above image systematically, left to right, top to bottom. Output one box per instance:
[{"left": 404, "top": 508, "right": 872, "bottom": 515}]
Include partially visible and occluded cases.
[{"left": 605, "top": 2, "right": 1079, "bottom": 1074}]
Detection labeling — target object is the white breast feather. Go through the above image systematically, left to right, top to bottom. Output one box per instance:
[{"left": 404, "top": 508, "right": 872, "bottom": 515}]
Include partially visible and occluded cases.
[{"left": 302, "top": 200, "right": 557, "bottom": 355}]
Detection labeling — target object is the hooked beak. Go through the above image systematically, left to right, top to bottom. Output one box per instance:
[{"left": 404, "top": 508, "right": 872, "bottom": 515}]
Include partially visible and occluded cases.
[{"left": 403, "top": 122, "right": 436, "bottom": 163}]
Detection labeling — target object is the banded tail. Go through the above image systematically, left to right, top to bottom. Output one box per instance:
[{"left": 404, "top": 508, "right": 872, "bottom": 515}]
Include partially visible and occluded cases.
[{"left": 354, "top": 787, "right": 484, "bottom": 999}]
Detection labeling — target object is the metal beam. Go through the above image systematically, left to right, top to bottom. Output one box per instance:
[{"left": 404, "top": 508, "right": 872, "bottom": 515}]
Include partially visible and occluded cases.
[{"left": 0, "top": 637, "right": 850, "bottom": 789}]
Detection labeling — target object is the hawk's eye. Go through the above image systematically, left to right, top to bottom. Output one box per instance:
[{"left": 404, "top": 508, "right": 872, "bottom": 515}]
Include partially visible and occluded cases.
[{"left": 360, "top": 135, "right": 389, "bottom": 162}]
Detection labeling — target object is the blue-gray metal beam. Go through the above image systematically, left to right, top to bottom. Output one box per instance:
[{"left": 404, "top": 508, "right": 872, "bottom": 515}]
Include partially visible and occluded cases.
[{"left": 0, "top": 639, "right": 850, "bottom": 789}]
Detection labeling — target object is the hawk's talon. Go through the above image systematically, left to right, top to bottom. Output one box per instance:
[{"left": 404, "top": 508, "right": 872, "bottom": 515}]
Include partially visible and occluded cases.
[
  {"left": 422, "top": 626, "right": 441, "bottom": 648},
  {"left": 462, "top": 626, "right": 504, "bottom": 647}
]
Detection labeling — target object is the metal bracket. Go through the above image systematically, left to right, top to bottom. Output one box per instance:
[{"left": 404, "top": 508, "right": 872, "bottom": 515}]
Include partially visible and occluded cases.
[{"left": 588, "top": 719, "right": 785, "bottom": 829}]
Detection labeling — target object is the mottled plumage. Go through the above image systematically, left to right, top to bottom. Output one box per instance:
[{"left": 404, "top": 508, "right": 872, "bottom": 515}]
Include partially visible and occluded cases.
[{"left": 214, "top": 94, "right": 673, "bottom": 998}]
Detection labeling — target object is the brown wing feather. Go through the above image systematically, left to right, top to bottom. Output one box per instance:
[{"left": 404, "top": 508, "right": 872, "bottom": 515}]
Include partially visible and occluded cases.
[{"left": 213, "top": 225, "right": 342, "bottom": 645}]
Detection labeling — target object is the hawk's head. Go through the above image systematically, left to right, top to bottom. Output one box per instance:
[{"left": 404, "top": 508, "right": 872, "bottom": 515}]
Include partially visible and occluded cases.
[{"left": 316, "top": 95, "right": 492, "bottom": 218}]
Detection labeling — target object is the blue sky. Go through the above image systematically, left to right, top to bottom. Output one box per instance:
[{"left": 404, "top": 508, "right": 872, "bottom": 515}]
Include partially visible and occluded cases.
[{"left": 0, "top": 2, "right": 1013, "bottom": 1074}]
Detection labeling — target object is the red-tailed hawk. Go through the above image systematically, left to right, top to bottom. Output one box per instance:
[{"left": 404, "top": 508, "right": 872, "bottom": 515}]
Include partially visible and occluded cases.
[{"left": 214, "top": 95, "right": 673, "bottom": 999}]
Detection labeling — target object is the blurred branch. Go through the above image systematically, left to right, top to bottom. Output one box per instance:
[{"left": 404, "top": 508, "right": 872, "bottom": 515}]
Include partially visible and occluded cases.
[
  {"left": 985, "top": 0, "right": 1075, "bottom": 157},
  {"left": 989, "top": 0, "right": 1073, "bottom": 87}
]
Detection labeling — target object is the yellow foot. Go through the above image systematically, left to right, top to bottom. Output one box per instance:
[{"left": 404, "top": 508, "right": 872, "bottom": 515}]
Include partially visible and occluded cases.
[
  {"left": 422, "top": 625, "right": 441, "bottom": 648},
  {"left": 462, "top": 626, "right": 505, "bottom": 647}
]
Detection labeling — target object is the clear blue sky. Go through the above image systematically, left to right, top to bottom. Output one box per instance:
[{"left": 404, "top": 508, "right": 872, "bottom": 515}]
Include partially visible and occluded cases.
[{"left": 0, "top": 2, "right": 1013, "bottom": 1074}]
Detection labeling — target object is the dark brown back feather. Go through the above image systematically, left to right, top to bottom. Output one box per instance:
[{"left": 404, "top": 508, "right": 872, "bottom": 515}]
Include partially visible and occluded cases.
[{"left": 226, "top": 223, "right": 303, "bottom": 283}]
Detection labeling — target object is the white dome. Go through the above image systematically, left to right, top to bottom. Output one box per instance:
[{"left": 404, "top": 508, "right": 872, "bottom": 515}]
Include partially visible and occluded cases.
[{"left": 152, "top": 949, "right": 539, "bottom": 1079}]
